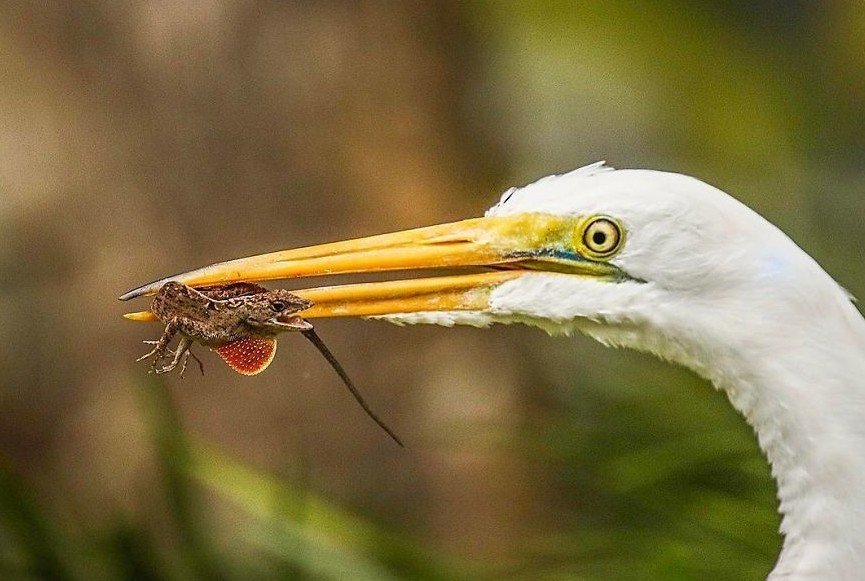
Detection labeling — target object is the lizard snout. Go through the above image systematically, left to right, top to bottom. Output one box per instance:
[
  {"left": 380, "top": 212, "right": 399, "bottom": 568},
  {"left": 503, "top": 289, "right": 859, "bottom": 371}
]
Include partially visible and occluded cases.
[{"left": 273, "top": 314, "right": 314, "bottom": 331}]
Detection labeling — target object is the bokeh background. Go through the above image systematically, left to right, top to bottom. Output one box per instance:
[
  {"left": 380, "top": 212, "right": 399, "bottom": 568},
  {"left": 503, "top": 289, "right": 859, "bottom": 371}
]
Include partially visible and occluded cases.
[{"left": 1, "top": 1, "right": 863, "bottom": 579}]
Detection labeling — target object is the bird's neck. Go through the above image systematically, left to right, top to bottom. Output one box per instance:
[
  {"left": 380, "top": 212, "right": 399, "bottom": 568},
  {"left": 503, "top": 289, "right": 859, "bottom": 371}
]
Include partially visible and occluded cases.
[
  {"left": 670, "top": 298, "right": 865, "bottom": 579},
  {"left": 731, "top": 351, "right": 865, "bottom": 578}
]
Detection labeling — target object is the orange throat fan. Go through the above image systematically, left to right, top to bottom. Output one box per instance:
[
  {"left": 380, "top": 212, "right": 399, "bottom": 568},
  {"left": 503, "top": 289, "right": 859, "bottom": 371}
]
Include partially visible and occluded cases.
[{"left": 214, "top": 336, "right": 278, "bottom": 376}]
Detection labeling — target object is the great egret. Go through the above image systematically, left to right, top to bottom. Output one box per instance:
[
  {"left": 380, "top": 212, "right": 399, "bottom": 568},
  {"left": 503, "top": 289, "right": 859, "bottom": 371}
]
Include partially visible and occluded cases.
[{"left": 121, "top": 162, "right": 865, "bottom": 579}]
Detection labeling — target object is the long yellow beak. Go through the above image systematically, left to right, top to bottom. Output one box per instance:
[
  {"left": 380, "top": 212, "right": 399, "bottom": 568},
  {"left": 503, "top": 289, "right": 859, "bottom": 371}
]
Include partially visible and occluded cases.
[{"left": 120, "top": 213, "right": 619, "bottom": 321}]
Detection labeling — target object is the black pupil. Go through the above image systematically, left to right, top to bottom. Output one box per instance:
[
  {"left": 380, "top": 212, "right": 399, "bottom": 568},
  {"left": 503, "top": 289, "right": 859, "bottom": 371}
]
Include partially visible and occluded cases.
[
  {"left": 592, "top": 230, "right": 608, "bottom": 246},
  {"left": 272, "top": 301, "right": 286, "bottom": 312}
]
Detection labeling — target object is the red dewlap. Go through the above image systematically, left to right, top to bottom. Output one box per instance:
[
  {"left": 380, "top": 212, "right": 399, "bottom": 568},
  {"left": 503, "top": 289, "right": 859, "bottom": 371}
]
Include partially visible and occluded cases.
[{"left": 214, "top": 336, "right": 277, "bottom": 376}]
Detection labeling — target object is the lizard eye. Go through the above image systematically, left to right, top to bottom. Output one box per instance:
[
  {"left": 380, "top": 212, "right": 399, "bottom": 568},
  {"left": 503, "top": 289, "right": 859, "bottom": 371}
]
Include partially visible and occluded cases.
[{"left": 271, "top": 301, "right": 287, "bottom": 312}]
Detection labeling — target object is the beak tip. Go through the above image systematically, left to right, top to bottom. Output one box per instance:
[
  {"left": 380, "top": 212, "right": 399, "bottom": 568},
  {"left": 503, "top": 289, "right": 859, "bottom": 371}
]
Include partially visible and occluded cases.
[
  {"left": 119, "top": 276, "right": 175, "bottom": 301},
  {"left": 118, "top": 284, "right": 152, "bottom": 301}
]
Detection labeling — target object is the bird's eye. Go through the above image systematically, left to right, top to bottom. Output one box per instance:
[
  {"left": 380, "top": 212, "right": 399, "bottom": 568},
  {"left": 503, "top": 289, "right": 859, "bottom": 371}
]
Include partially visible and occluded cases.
[
  {"left": 582, "top": 217, "right": 623, "bottom": 258},
  {"left": 271, "top": 301, "right": 287, "bottom": 312}
]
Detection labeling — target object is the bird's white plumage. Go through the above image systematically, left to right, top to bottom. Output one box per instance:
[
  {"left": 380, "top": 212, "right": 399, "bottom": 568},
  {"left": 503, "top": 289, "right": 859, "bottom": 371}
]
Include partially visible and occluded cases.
[{"left": 383, "top": 163, "right": 865, "bottom": 579}]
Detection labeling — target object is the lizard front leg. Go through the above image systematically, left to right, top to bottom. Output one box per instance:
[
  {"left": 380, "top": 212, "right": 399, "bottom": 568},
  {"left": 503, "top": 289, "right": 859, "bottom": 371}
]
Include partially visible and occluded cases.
[{"left": 137, "top": 320, "right": 179, "bottom": 368}]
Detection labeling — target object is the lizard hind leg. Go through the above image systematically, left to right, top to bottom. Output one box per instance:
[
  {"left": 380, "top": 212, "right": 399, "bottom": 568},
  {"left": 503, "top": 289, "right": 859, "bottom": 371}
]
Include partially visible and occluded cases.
[
  {"left": 155, "top": 337, "right": 193, "bottom": 375},
  {"left": 177, "top": 343, "right": 205, "bottom": 378},
  {"left": 189, "top": 349, "right": 205, "bottom": 376}
]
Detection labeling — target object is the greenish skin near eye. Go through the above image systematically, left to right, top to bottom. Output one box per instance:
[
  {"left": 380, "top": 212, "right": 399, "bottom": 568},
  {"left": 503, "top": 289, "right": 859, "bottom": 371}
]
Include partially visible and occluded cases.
[{"left": 581, "top": 217, "right": 624, "bottom": 258}]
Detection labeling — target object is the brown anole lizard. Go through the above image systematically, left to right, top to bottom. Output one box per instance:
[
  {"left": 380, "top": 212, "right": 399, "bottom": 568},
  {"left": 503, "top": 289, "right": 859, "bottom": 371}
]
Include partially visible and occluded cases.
[{"left": 137, "top": 281, "right": 403, "bottom": 446}]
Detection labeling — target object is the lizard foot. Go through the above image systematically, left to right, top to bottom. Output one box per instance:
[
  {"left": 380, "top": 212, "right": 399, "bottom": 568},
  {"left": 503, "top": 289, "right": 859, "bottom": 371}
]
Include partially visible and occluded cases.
[
  {"left": 152, "top": 337, "right": 193, "bottom": 376},
  {"left": 136, "top": 340, "right": 175, "bottom": 367},
  {"left": 153, "top": 362, "right": 178, "bottom": 374}
]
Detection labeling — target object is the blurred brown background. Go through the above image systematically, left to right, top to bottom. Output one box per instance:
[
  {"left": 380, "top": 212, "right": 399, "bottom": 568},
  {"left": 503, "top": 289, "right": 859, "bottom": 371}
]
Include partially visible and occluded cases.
[{"left": 0, "top": 1, "right": 863, "bottom": 579}]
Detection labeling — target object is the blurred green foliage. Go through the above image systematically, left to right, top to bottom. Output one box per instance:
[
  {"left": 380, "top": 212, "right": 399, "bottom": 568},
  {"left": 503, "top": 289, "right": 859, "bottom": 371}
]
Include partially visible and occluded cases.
[
  {"left": 0, "top": 372, "right": 779, "bottom": 579},
  {"left": 0, "top": 379, "right": 471, "bottom": 580}
]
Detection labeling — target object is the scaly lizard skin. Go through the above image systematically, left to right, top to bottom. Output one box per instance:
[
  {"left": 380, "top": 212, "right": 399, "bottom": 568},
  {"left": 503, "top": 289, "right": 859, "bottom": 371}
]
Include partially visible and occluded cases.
[
  {"left": 137, "top": 281, "right": 403, "bottom": 446},
  {"left": 137, "top": 281, "right": 311, "bottom": 375}
]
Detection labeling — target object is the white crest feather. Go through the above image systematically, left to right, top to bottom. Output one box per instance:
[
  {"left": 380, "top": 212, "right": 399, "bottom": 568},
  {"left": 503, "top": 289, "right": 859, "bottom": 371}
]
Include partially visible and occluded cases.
[{"left": 487, "top": 161, "right": 614, "bottom": 215}]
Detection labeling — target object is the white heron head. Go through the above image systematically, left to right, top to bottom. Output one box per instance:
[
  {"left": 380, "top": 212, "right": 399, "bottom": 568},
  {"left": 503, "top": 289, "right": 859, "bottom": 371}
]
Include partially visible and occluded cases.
[{"left": 462, "top": 164, "right": 856, "bottom": 370}]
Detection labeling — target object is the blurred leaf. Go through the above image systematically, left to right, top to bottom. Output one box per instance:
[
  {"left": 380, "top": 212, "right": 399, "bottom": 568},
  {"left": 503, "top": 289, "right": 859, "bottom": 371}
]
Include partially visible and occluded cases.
[
  {"left": 138, "top": 377, "right": 226, "bottom": 581},
  {"left": 603, "top": 429, "right": 756, "bottom": 493},
  {"left": 185, "top": 443, "right": 472, "bottom": 580},
  {"left": 0, "top": 457, "right": 73, "bottom": 580}
]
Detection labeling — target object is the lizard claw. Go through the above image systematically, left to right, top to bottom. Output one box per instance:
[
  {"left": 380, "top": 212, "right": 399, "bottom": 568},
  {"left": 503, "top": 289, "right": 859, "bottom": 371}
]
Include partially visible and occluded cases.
[
  {"left": 136, "top": 341, "right": 176, "bottom": 361},
  {"left": 136, "top": 346, "right": 158, "bottom": 363}
]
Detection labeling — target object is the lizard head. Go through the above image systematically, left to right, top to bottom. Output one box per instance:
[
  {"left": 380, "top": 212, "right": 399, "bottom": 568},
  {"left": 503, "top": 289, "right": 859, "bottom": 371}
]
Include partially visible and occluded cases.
[{"left": 241, "top": 289, "right": 313, "bottom": 333}]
